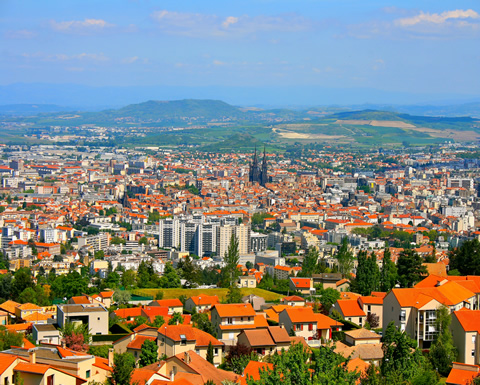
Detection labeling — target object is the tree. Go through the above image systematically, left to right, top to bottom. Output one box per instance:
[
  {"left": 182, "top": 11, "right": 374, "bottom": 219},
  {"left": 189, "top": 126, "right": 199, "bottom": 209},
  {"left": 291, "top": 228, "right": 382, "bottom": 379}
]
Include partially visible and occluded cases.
[
  {"left": 221, "top": 234, "right": 240, "bottom": 288},
  {"left": 139, "top": 236, "right": 148, "bottom": 245},
  {"left": 336, "top": 237, "right": 354, "bottom": 278},
  {"left": 449, "top": 239, "right": 480, "bottom": 276},
  {"left": 301, "top": 247, "right": 319, "bottom": 276},
  {"left": 380, "top": 248, "right": 398, "bottom": 292},
  {"left": 397, "top": 249, "right": 427, "bottom": 288},
  {"left": 94, "top": 250, "right": 105, "bottom": 259},
  {"left": 351, "top": 250, "right": 380, "bottom": 296},
  {"left": 178, "top": 254, "right": 200, "bottom": 288},
  {"left": 53, "top": 255, "right": 63, "bottom": 262},
  {"left": 137, "top": 260, "right": 155, "bottom": 288},
  {"left": 159, "top": 263, "right": 181, "bottom": 288},
  {"left": 11, "top": 268, "right": 34, "bottom": 298},
  {"left": 121, "top": 269, "right": 136, "bottom": 290},
  {"left": 51, "top": 271, "right": 88, "bottom": 299},
  {"left": 0, "top": 273, "right": 13, "bottom": 301},
  {"left": 226, "top": 285, "right": 242, "bottom": 304},
  {"left": 319, "top": 287, "right": 341, "bottom": 315},
  {"left": 113, "top": 289, "right": 131, "bottom": 306},
  {"left": 428, "top": 305, "right": 457, "bottom": 376},
  {"left": 168, "top": 312, "right": 184, "bottom": 325},
  {"left": 192, "top": 312, "right": 215, "bottom": 336},
  {"left": 366, "top": 313, "right": 380, "bottom": 329},
  {"left": 152, "top": 315, "right": 165, "bottom": 328},
  {"left": 60, "top": 322, "right": 91, "bottom": 351},
  {"left": 381, "top": 322, "right": 425, "bottom": 383},
  {"left": 0, "top": 329, "right": 24, "bottom": 350},
  {"left": 139, "top": 339, "right": 158, "bottom": 367},
  {"left": 206, "top": 341, "right": 214, "bottom": 364},
  {"left": 224, "top": 343, "right": 258, "bottom": 374},
  {"left": 89, "top": 344, "right": 112, "bottom": 358},
  {"left": 108, "top": 352, "right": 136, "bottom": 385}
]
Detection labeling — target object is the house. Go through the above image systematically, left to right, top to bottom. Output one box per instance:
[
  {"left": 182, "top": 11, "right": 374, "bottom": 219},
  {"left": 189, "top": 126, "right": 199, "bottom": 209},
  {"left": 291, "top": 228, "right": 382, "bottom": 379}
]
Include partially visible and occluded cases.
[
  {"left": 312, "top": 273, "right": 343, "bottom": 290},
  {"left": 238, "top": 276, "right": 257, "bottom": 289},
  {"left": 289, "top": 277, "right": 314, "bottom": 296},
  {"left": 383, "top": 279, "right": 476, "bottom": 349},
  {"left": 91, "top": 291, "right": 114, "bottom": 308},
  {"left": 184, "top": 295, "right": 219, "bottom": 313},
  {"left": 241, "top": 295, "right": 265, "bottom": 312},
  {"left": 358, "top": 295, "right": 385, "bottom": 329},
  {"left": 281, "top": 296, "right": 306, "bottom": 307},
  {"left": 148, "top": 299, "right": 183, "bottom": 315},
  {"left": 0, "top": 300, "right": 20, "bottom": 322},
  {"left": 331, "top": 300, "right": 366, "bottom": 328},
  {"left": 210, "top": 303, "right": 262, "bottom": 344},
  {"left": 57, "top": 304, "right": 109, "bottom": 336},
  {"left": 278, "top": 307, "right": 342, "bottom": 341},
  {"left": 0, "top": 310, "right": 8, "bottom": 325},
  {"left": 451, "top": 310, "right": 480, "bottom": 365},
  {"left": 32, "top": 324, "right": 61, "bottom": 345},
  {"left": 157, "top": 324, "right": 225, "bottom": 366},
  {"left": 113, "top": 326, "right": 159, "bottom": 362},
  {"left": 237, "top": 326, "right": 291, "bottom": 356},
  {"left": 343, "top": 328, "right": 382, "bottom": 346},
  {"left": 157, "top": 350, "right": 238, "bottom": 385},
  {"left": 0, "top": 353, "right": 27, "bottom": 385},
  {"left": 236, "top": 361, "right": 273, "bottom": 385},
  {"left": 13, "top": 362, "right": 87, "bottom": 385},
  {"left": 446, "top": 362, "right": 480, "bottom": 385}
]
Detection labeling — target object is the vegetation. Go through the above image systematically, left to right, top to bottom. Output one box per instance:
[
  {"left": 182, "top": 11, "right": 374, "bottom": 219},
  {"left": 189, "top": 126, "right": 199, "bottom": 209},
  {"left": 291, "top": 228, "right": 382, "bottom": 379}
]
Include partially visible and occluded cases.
[
  {"left": 449, "top": 239, "right": 480, "bottom": 276},
  {"left": 139, "top": 339, "right": 158, "bottom": 367},
  {"left": 108, "top": 352, "right": 136, "bottom": 385}
]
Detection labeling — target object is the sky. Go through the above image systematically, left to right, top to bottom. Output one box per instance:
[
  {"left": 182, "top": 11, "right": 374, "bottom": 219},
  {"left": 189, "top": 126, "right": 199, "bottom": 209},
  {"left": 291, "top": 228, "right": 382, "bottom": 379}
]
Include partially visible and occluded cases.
[{"left": 1, "top": 0, "right": 479, "bottom": 106}]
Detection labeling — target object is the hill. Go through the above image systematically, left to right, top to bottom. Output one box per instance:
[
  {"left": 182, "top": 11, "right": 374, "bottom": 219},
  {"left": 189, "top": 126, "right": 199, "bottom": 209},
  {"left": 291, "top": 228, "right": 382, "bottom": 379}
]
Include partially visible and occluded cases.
[{"left": 0, "top": 104, "right": 75, "bottom": 116}]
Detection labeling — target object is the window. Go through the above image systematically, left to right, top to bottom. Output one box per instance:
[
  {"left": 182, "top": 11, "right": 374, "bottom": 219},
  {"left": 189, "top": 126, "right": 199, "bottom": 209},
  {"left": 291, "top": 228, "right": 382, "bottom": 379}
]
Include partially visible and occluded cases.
[
  {"left": 399, "top": 310, "right": 406, "bottom": 322},
  {"left": 98, "top": 317, "right": 100, "bottom": 320},
  {"left": 227, "top": 317, "right": 233, "bottom": 325},
  {"left": 359, "top": 318, "right": 363, "bottom": 326},
  {"left": 308, "top": 323, "right": 313, "bottom": 331},
  {"left": 180, "top": 334, "right": 187, "bottom": 346},
  {"left": 473, "top": 335, "right": 476, "bottom": 345},
  {"left": 214, "top": 348, "right": 219, "bottom": 356},
  {"left": 195, "top": 349, "right": 200, "bottom": 355},
  {"left": 472, "top": 349, "right": 476, "bottom": 357},
  {"left": 86, "top": 370, "right": 91, "bottom": 379},
  {"left": 47, "top": 375, "right": 54, "bottom": 385},
  {"left": 5, "top": 377, "right": 10, "bottom": 385}
]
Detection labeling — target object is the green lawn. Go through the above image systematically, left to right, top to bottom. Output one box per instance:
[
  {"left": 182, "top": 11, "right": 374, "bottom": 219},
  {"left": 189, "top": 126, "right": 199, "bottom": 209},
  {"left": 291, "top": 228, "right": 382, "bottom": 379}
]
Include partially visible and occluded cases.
[{"left": 134, "top": 287, "right": 284, "bottom": 302}]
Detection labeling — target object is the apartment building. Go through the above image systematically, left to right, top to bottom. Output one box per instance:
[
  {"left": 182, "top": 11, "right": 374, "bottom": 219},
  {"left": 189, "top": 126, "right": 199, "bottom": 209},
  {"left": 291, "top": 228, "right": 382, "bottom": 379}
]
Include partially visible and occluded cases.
[{"left": 57, "top": 304, "right": 109, "bottom": 336}]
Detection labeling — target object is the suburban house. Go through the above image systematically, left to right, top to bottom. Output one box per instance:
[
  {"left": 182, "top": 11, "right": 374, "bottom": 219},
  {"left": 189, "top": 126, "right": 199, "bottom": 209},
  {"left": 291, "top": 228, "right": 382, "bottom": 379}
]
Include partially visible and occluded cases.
[
  {"left": 312, "top": 273, "right": 344, "bottom": 290},
  {"left": 238, "top": 275, "right": 257, "bottom": 288},
  {"left": 289, "top": 277, "right": 314, "bottom": 296},
  {"left": 382, "top": 279, "right": 476, "bottom": 349},
  {"left": 90, "top": 291, "right": 114, "bottom": 308},
  {"left": 184, "top": 295, "right": 220, "bottom": 313},
  {"left": 241, "top": 295, "right": 266, "bottom": 311},
  {"left": 358, "top": 295, "right": 385, "bottom": 329},
  {"left": 281, "top": 296, "right": 306, "bottom": 307},
  {"left": 148, "top": 299, "right": 183, "bottom": 314},
  {"left": 331, "top": 299, "right": 367, "bottom": 328},
  {"left": 210, "top": 303, "right": 267, "bottom": 344},
  {"left": 57, "top": 304, "right": 109, "bottom": 336},
  {"left": 278, "top": 307, "right": 343, "bottom": 341},
  {"left": 451, "top": 309, "right": 480, "bottom": 365},
  {"left": 32, "top": 324, "right": 61, "bottom": 345},
  {"left": 113, "top": 325, "right": 159, "bottom": 362},
  {"left": 237, "top": 326, "right": 291, "bottom": 356},
  {"left": 446, "top": 362, "right": 480, "bottom": 385}
]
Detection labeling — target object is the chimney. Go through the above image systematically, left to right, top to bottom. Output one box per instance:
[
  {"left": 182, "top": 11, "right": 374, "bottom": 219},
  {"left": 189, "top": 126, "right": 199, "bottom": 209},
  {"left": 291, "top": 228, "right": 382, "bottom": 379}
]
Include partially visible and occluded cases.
[
  {"left": 108, "top": 348, "right": 114, "bottom": 368},
  {"left": 29, "top": 349, "right": 36, "bottom": 364},
  {"left": 184, "top": 352, "right": 191, "bottom": 364}
]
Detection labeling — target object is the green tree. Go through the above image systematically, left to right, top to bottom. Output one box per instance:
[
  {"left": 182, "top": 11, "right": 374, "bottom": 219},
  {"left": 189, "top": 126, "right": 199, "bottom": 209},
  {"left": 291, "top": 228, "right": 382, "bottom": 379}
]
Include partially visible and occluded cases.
[
  {"left": 221, "top": 234, "right": 240, "bottom": 288},
  {"left": 139, "top": 237, "right": 148, "bottom": 245},
  {"left": 336, "top": 238, "right": 354, "bottom": 278},
  {"left": 449, "top": 239, "right": 480, "bottom": 276},
  {"left": 301, "top": 247, "right": 319, "bottom": 276},
  {"left": 380, "top": 248, "right": 398, "bottom": 292},
  {"left": 397, "top": 249, "right": 427, "bottom": 288},
  {"left": 351, "top": 250, "right": 380, "bottom": 296},
  {"left": 178, "top": 254, "right": 200, "bottom": 288},
  {"left": 137, "top": 260, "right": 155, "bottom": 288},
  {"left": 159, "top": 262, "right": 181, "bottom": 288},
  {"left": 11, "top": 268, "right": 34, "bottom": 298},
  {"left": 121, "top": 269, "right": 136, "bottom": 289},
  {"left": 51, "top": 271, "right": 88, "bottom": 299},
  {"left": 0, "top": 273, "right": 13, "bottom": 300},
  {"left": 226, "top": 285, "right": 242, "bottom": 304},
  {"left": 319, "top": 287, "right": 341, "bottom": 315},
  {"left": 113, "top": 289, "right": 131, "bottom": 306},
  {"left": 428, "top": 305, "right": 457, "bottom": 376},
  {"left": 168, "top": 312, "right": 184, "bottom": 325},
  {"left": 192, "top": 312, "right": 215, "bottom": 336},
  {"left": 152, "top": 315, "right": 165, "bottom": 328},
  {"left": 381, "top": 322, "right": 425, "bottom": 383},
  {"left": 0, "top": 329, "right": 24, "bottom": 350},
  {"left": 139, "top": 339, "right": 158, "bottom": 367},
  {"left": 206, "top": 341, "right": 214, "bottom": 364},
  {"left": 89, "top": 344, "right": 113, "bottom": 358},
  {"left": 108, "top": 352, "right": 136, "bottom": 385}
]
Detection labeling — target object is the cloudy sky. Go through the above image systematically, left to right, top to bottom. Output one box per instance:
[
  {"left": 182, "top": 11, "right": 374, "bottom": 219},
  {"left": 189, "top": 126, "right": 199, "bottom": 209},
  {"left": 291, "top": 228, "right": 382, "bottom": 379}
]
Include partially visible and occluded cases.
[{"left": 1, "top": 0, "right": 479, "bottom": 104}]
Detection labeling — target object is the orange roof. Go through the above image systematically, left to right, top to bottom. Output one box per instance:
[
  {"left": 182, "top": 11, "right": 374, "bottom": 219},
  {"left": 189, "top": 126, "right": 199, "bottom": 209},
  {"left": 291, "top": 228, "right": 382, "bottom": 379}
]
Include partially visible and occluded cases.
[
  {"left": 290, "top": 278, "right": 311, "bottom": 289},
  {"left": 100, "top": 291, "right": 114, "bottom": 298},
  {"left": 189, "top": 295, "right": 220, "bottom": 306},
  {"left": 151, "top": 299, "right": 183, "bottom": 308},
  {"left": 0, "top": 300, "right": 20, "bottom": 314},
  {"left": 336, "top": 300, "right": 366, "bottom": 317},
  {"left": 213, "top": 303, "right": 256, "bottom": 318},
  {"left": 282, "top": 307, "right": 318, "bottom": 323},
  {"left": 453, "top": 310, "right": 480, "bottom": 333},
  {"left": 158, "top": 325, "right": 223, "bottom": 347},
  {"left": 127, "top": 335, "right": 157, "bottom": 350},
  {"left": 0, "top": 353, "right": 25, "bottom": 376},
  {"left": 237, "top": 361, "right": 273, "bottom": 385},
  {"left": 14, "top": 362, "right": 50, "bottom": 375},
  {"left": 446, "top": 363, "right": 480, "bottom": 385},
  {"left": 130, "top": 368, "right": 158, "bottom": 385}
]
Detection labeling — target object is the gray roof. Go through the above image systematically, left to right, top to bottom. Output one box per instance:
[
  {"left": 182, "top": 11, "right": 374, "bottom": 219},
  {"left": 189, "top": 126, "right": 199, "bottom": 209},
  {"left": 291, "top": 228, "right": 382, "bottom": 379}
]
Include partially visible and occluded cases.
[{"left": 34, "top": 324, "right": 59, "bottom": 332}]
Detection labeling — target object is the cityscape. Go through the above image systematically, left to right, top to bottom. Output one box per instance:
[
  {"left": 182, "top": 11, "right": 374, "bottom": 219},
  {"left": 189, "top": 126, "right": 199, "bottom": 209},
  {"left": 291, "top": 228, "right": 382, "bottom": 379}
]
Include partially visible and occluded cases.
[{"left": 1, "top": 1, "right": 480, "bottom": 385}]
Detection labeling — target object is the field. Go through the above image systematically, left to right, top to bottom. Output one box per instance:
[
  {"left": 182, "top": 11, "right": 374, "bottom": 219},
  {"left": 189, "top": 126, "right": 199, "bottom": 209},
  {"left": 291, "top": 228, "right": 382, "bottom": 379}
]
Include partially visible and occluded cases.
[{"left": 134, "top": 287, "right": 284, "bottom": 302}]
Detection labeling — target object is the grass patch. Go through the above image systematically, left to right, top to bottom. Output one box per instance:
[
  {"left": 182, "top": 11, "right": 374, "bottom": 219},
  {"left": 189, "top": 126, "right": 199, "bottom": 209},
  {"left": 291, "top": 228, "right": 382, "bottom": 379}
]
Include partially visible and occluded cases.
[{"left": 134, "top": 287, "right": 284, "bottom": 302}]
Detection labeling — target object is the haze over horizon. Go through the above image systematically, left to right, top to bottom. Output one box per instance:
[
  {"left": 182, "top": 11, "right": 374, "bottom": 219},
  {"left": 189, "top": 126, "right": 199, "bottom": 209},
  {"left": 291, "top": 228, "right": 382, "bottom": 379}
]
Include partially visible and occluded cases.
[{"left": 1, "top": 1, "right": 479, "bottom": 107}]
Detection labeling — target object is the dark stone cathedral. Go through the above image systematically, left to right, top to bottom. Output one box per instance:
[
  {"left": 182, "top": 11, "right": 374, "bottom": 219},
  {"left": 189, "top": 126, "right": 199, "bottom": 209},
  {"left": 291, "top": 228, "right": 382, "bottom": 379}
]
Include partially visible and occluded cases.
[{"left": 249, "top": 146, "right": 268, "bottom": 186}]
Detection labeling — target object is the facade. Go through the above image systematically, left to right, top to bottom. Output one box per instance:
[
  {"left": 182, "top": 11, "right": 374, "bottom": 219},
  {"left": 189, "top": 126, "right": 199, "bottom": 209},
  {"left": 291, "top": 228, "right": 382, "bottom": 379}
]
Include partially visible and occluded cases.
[
  {"left": 249, "top": 147, "right": 268, "bottom": 187},
  {"left": 184, "top": 295, "right": 219, "bottom": 313},
  {"left": 210, "top": 303, "right": 258, "bottom": 343},
  {"left": 57, "top": 304, "right": 109, "bottom": 336},
  {"left": 451, "top": 310, "right": 480, "bottom": 365},
  {"left": 32, "top": 324, "right": 61, "bottom": 345},
  {"left": 237, "top": 326, "right": 290, "bottom": 356}
]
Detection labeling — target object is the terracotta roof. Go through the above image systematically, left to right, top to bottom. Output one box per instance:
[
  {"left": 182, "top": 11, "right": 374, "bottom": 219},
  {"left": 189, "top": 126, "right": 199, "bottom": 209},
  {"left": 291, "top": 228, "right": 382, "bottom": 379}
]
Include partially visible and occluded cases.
[
  {"left": 289, "top": 278, "right": 311, "bottom": 289},
  {"left": 188, "top": 295, "right": 219, "bottom": 306},
  {"left": 70, "top": 296, "right": 92, "bottom": 305},
  {"left": 151, "top": 299, "right": 183, "bottom": 308},
  {"left": 0, "top": 300, "right": 20, "bottom": 314},
  {"left": 336, "top": 300, "right": 366, "bottom": 317},
  {"left": 213, "top": 303, "right": 256, "bottom": 318},
  {"left": 453, "top": 310, "right": 480, "bottom": 333},
  {"left": 158, "top": 325, "right": 223, "bottom": 347},
  {"left": 344, "top": 328, "right": 381, "bottom": 340},
  {"left": 127, "top": 335, "right": 156, "bottom": 350},
  {"left": 0, "top": 353, "right": 25, "bottom": 376},
  {"left": 237, "top": 361, "right": 273, "bottom": 385},
  {"left": 446, "top": 363, "right": 480, "bottom": 385},
  {"left": 131, "top": 368, "right": 158, "bottom": 385}
]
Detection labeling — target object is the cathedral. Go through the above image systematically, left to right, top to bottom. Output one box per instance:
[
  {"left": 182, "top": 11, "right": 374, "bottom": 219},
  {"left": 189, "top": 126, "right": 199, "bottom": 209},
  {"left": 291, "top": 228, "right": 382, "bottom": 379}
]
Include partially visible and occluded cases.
[{"left": 249, "top": 146, "right": 268, "bottom": 186}]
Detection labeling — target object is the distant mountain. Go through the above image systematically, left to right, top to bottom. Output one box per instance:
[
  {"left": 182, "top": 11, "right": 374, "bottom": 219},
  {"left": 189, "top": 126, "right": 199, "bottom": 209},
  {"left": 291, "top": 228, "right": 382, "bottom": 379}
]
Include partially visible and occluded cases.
[
  {"left": 92, "top": 99, "right": 248, "bottom": 121},
  {"left": 0, "top": 104, "right": 76, "bottom": 116}
]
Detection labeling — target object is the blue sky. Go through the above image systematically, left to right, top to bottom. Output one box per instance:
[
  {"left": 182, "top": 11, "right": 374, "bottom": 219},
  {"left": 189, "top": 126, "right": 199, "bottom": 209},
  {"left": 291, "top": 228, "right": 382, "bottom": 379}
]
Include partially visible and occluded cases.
[{"left": 1, "top": 1, "right": 479, "bottom": 104}]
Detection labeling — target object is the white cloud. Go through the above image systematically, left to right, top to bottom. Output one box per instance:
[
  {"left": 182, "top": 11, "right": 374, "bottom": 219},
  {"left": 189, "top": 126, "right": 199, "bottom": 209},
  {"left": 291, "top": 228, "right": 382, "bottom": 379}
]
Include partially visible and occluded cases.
[
  {"left": 395, "top": 9, "right": 479, "bottom": 27},
  {"left": 151, "top": 10, "right": 311, "bottom": 37},
  {"left": 222, "top": 16, "right": 238, "bottom": 28},
  {"left": 50, "top": 18, "right": 114, "bottom": 34},
  {"left": 5, "top": 29, "right": 36, "bottom": 39},
  {"left": 122, "top": 56, "right": 138, "bottom": 64},
  {"left": 213, "top": 60, "right": 226, "bottom": 66}
]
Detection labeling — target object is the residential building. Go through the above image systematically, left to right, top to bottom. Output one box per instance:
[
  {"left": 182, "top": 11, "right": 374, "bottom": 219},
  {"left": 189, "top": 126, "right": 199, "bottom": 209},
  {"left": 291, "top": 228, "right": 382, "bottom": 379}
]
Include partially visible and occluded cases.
[
  {"left": 184, "top": 295, "right": 219, "bottom": 313},
  {"left": 57, "top": 304, "right": 109, "bottom": 336},
  {"left": 237, "top": 326, "right": 291, "bottom": 357}
]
